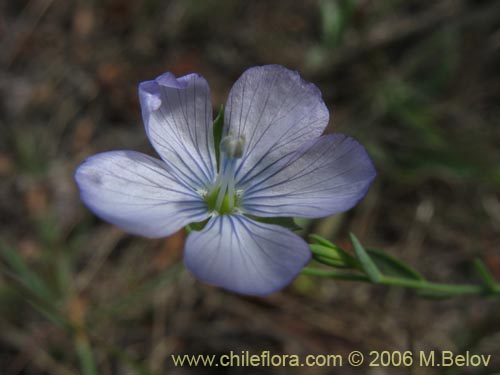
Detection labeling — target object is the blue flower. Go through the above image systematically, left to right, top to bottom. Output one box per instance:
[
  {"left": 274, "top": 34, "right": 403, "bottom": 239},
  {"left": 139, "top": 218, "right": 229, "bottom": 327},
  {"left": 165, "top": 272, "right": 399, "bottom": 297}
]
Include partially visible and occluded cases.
[{"left": 75, "top": 65, "right": 376, "bottom": 296}]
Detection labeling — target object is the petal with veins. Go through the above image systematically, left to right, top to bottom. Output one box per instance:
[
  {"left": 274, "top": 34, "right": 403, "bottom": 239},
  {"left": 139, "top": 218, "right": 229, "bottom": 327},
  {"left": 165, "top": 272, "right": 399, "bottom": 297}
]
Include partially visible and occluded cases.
[
  {"left": 224, "top": 65, "right": 330, "bottom": 189},
  {"left": 139, "top": 72, "right": 216, "bottom": 190},
  {"left": 241, "top": 134, "right": 376, "bottom": 218},
  {"left": 75, "top": 150, "right": 209, "bottom": 238},
  {"left": 184, "top": 215, "right": 311, "bottom": 296}
]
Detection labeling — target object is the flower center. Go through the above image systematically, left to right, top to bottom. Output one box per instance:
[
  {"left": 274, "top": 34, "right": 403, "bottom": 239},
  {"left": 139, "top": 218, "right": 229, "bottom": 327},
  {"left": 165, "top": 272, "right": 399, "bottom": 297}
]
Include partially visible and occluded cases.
[{"left": 205, "top": 133, "right": 245, "bottom": 215}]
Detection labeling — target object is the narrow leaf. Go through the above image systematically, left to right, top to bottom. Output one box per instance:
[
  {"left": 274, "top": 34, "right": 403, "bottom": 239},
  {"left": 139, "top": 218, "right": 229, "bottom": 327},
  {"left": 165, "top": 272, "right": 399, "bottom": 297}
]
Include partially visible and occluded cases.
[
  {"left": 349, "top": 233, "right": 383, "bottom": 283},
  {"left": 367, "top": 248, "right": 424, "bottom": 281},
  {"left": 474, "top": 258, "right": 497, "bottom": 291}
]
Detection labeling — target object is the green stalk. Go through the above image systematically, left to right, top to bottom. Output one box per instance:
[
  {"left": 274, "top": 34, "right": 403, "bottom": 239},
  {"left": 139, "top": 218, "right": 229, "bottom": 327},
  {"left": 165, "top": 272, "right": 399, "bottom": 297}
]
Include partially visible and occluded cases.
[
  {"left": 304, "top": 234, "right": 500, "bottom": 298},
  {"left": 302, "top": 267, "right": 500, "bottom": 297}
]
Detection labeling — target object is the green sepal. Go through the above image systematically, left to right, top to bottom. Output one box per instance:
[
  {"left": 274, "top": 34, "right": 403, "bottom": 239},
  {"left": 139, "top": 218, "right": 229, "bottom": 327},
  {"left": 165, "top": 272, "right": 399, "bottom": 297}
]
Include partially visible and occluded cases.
[
  {"left": 212, "top": 105, "right": 224, "bottom": 170},
  {"left": 249, "top": 216, "right": 302, "bottom": 232},
  {"left": 185, "top": 219, "right": 210, "bottom": 234},
  {"left": 349, "top": 233, "right": 383, "bottom": 283},
  {"left": 309, "top": 234, "right": 336, "bottom": 248},
  {"left": 309, "top": 234, "right": 358, "bottom": 266},
  {"left": 310, "top": 244, "right": 357, "bottom": 269},
  {"left": 367, "top": 248, "right": 424, "bottom": 281},
  {"left": 313, "top": 255, "right": 352, "bottom": 268}
]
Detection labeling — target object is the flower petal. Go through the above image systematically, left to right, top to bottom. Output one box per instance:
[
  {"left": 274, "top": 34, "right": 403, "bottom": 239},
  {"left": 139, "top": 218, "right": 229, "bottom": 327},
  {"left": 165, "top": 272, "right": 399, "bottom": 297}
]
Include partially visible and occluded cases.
[
  {"left": 224, "top": 65, "right": 330, "bottom": 188},
  {"left": 139, "top": 72, "right": 216, "bottom": 190},
  {"left": 241, "top": 134, "right": 376, "bottom": 218},
  {"left": 75, "top": 151, "right": 209, "bottom": 238},
  {"left": 184, "top": 215, "right": 311, "bottom": 296}
]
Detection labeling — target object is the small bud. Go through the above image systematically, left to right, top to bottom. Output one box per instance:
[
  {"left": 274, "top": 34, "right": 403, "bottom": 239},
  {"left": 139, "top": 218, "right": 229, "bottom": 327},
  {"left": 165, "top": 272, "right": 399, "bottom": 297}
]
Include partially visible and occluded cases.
[{"left": 220, "top": 134, "right": 245, "bottom": 159}]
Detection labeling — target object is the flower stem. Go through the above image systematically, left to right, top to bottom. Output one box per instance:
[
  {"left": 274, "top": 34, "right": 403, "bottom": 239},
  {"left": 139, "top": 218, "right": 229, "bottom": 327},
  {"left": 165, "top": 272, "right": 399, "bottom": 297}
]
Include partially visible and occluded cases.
[
  {"left": 303, "top": 234, "right": 500, "bottom": 299},
  {"left": 301, "top": 267, "right": 500, "bottom": 297}
]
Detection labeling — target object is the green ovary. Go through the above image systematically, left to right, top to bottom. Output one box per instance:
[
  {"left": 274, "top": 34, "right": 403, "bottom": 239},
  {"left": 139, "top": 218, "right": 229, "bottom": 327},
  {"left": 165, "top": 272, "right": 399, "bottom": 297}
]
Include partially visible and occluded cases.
[{"left": 205, "top": 187, "right": 238, "bottom": 215}]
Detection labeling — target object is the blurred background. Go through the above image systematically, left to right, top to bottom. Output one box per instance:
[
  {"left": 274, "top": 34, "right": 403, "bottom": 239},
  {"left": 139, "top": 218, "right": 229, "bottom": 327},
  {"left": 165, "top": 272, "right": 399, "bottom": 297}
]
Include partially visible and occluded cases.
[{"left": 1, "top": 0, "right": 500, "bottom": 374}]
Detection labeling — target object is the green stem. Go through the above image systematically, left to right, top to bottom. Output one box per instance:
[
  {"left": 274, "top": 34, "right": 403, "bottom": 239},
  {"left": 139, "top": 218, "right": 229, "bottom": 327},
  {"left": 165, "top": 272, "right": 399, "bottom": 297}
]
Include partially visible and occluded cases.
[
  {"left": 305, "top": 234, "right": 500, "bottom": 298},
  {"left": 301, "top": 267, "right": 500, "bottom": 297},
  {"left": 302, "top": 267, "right": 369, "bottom": 282},
  {"left": 381, "top": 276, "right": 488, "bottom": 296}
]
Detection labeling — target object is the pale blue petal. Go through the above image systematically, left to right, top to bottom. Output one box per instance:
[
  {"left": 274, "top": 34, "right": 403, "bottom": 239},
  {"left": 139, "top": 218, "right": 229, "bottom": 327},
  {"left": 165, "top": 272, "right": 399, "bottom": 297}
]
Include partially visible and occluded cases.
[
  {"left": 223, "top": 65, "right": 330, "bottom": 189},
  {"left": 139, "top": 72, "right": 216, "bottom": 190},
  {"left": 241, "top": 134, "right": 376, "bottom": 218},
  {"left": 75, "top": 151, "right": 209, "bottom": 238},
  {"left": 184, "top": 215, "right": 311, "bottom": 296}
]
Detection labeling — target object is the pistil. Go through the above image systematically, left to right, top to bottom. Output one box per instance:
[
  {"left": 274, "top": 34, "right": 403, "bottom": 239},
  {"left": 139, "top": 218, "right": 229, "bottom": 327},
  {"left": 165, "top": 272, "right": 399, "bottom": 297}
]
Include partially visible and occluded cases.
[{"left": 210, "top": 133, "right": 245, "bottom": 214}]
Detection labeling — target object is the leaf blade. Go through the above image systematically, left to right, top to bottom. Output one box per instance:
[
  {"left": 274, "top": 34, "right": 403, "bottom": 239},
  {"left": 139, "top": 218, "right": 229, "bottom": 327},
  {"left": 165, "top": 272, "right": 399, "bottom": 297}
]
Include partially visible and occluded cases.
[
  {"left": 349, "top": 233, "right": 383, "bottom": 283},
  {"left": 367, "top": 248, "right": 424, "bottom": 281}
]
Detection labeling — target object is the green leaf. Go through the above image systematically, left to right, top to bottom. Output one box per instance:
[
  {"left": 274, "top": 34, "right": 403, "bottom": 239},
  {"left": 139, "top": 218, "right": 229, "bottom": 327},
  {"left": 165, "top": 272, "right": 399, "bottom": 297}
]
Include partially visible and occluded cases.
[
  {"left": 213, "top": 105, "right": 224, "bottom": 170},
  {"left": 250, "top": 216, "right": 302, "bottom": 232},
  {"left": 349, "top": 233, "right": 383, "bottom": 283},
  {"left": 367, "top": 248, "right": 424, "bottom": 281},
  {"left": 474, "top": 259, "right": 497, "bottom": 291}
]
